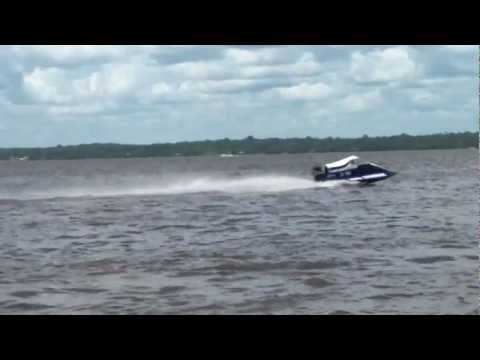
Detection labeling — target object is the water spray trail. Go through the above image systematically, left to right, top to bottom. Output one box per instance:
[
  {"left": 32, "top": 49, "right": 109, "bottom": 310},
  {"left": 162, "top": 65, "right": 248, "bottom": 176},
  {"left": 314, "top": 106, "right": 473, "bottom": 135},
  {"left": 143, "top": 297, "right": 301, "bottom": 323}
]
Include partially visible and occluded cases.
[{"left": 2, "top": 175, "right": 353, "bottom": 201}]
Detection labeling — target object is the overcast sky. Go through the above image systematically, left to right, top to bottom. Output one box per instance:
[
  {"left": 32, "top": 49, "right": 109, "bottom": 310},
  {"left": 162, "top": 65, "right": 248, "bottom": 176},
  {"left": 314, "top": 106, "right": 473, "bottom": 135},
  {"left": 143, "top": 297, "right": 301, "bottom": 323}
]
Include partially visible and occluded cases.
[{"left": 0, "top": 45, "right": 477, "bottom": 147}]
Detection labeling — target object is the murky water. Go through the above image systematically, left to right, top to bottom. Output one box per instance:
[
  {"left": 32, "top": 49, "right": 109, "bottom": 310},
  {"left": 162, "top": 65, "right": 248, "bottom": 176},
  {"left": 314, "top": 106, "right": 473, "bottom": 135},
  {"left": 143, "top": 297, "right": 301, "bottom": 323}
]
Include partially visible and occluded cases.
[{"left": 0, "top": 149, "right": 477, "bottom": 314}]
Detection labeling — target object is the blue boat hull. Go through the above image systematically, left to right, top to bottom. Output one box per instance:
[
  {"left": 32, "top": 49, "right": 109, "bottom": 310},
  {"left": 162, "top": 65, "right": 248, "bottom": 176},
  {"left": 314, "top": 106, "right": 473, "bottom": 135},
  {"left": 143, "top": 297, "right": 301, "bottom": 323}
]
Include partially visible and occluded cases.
[{"left": 313, "top": 163, "right": 396, "bottom": 184}]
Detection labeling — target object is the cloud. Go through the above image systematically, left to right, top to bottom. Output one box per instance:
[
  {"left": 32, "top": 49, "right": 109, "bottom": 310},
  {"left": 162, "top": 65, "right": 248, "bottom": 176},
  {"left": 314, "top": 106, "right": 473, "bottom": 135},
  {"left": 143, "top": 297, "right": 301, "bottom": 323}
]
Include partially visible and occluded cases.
[
  {"left": 0, "top": 45, "right": 476, "bottom": 147},
  {"left": 9, "top": 45, "right": 161, "bottom": 67},
  {"left": 11, "top": 45, "right": 124, "bottom": 62},
  {"left": 442, "top": 45, "right": 477, "bottom": 53},
  {"left": 350, "top": 46, "right": 419, "bottom": 83},
  {"left": 224, "top": 48, "right": 278, "bottom": 64},
  {"left": 241, "top": 52, "right": 321, "bottom": 78},
  {"left": 22, "top": 59, "right": 156, "bottom": 106},
  {"left": 72, "top": 62, "right": 148, "bottom": 98},
  {"left": 23, "top": 67, "right": 73, "bottom": 104},
  {"left": 150, "top": 82, "right": 173, "bottom": 97},
  {"left": 276, "top": 82, "right": 333, "bottom": 100},
  {"left": 341, "top": 90, "right": 382, "bottom": 112},
  {"left": 48, "top": 102, "right": 117, "bottom": 117}
]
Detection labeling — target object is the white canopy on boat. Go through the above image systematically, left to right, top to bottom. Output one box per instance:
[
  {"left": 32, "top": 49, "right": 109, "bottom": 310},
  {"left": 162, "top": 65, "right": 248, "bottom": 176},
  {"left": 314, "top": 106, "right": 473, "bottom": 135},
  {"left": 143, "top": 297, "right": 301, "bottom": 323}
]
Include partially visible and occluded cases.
[{"left": 325, "top": 155, "right": 359, "bottom": 170}]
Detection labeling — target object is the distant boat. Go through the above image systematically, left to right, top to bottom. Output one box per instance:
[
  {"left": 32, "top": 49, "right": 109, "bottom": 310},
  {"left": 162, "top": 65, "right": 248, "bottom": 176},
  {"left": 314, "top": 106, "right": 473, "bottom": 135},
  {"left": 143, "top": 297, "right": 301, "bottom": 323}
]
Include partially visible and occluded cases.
[
  {"left": 219, "top": 153, "right": 238, "bottom": 158},
  {"left": 311, "top": 155, "right": 396, "bottom": 184},
  {"left": 10, "top": 156, "right": 30, "bottom": 161}
]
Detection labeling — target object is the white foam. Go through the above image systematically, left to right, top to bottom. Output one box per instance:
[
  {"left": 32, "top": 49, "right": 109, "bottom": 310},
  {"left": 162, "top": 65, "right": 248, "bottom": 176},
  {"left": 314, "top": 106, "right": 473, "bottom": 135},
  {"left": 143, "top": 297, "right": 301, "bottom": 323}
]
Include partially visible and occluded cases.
[{"left": 15, "top": 175, "right": 352, "bottom": 200}]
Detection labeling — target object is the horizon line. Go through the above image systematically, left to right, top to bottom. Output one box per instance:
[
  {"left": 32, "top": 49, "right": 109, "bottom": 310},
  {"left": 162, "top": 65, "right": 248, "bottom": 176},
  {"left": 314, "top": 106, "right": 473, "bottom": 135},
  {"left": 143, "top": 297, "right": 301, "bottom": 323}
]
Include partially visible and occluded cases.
[{"left": 1, "top": 130, "right": 478, "bottom": 150}]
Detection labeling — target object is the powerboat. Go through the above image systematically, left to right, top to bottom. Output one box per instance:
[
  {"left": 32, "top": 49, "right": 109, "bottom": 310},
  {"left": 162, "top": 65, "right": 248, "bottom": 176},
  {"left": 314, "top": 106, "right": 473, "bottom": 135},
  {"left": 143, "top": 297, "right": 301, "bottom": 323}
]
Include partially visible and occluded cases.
[{"left": 312, "top": 155, "right": 396, "bottom": 184}]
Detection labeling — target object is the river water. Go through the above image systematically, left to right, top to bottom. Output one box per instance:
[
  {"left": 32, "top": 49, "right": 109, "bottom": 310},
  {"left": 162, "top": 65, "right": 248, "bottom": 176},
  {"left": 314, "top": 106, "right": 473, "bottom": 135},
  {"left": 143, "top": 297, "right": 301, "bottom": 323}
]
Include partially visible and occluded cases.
[{"left": 0, "top": 149, "right": 477, "bottom": 314}]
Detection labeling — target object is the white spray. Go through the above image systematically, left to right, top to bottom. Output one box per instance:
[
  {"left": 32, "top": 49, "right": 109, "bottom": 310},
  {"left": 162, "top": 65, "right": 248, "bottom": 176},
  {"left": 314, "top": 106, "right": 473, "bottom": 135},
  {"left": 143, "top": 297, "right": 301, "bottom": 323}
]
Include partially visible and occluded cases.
[{"left": 16, "top": 175, "right": 352, "bottom": 200}]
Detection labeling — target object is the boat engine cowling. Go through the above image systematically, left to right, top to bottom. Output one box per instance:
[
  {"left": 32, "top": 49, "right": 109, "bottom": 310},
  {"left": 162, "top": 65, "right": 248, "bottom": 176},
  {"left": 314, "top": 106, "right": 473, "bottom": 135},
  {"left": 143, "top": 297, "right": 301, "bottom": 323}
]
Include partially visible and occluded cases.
[{"left": 311, "top": 165, "right": 326, "bottom": 181}]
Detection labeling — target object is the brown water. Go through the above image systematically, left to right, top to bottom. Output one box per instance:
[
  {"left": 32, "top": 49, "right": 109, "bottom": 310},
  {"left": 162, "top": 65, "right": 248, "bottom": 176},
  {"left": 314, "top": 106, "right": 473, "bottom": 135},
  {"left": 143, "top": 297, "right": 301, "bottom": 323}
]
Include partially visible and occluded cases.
[{"left": 0, "top": 149, "right": 477, "bottom": 314}]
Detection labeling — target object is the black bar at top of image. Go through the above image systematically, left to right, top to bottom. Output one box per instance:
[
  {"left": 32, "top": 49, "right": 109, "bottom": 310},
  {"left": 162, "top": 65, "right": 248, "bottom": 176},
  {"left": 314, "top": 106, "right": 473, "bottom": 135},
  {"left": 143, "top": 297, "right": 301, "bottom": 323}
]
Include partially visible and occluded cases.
[{"left": 0, "top": 4, "right": 478, "bottom": 45}]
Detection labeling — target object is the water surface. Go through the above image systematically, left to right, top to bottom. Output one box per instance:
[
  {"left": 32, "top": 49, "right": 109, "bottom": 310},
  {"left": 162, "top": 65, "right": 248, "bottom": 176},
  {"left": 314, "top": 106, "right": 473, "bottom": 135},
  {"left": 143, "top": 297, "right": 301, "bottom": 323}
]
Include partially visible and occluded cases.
[{"left": 0, "top": 149, "right": 477, "bottom": 314}]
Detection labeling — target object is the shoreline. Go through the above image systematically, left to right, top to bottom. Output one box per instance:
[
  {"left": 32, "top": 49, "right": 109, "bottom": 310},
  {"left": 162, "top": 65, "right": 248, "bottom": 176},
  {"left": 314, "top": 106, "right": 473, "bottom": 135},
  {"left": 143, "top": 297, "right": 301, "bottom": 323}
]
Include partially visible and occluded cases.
[{"left": 0, "top": 147, "right": 476, "bottom": 162}]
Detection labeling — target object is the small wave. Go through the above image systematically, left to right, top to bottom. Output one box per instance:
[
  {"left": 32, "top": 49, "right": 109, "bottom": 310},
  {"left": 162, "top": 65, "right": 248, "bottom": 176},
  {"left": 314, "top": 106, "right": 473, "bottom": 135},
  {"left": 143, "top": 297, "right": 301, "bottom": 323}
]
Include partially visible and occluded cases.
[
  {"left": 407, "top": 256, "right": 455, "bottom": 264},
  {"left": 304, "top": 278, "right": 334, "bottom": 288},
  {"left": 9, "top": 291, "right": 39, "bottom": 299},
  {"left": 366, "top": 292, "right": 424, "bottom": 300},
  {"left": 5, "top": 302, "right": 54, "bottom": 311}
]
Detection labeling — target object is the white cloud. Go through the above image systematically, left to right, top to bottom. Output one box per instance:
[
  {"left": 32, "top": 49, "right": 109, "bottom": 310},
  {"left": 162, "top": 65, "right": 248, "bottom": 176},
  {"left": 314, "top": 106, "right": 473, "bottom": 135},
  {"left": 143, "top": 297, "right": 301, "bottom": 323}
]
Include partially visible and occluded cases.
[
  {"left": 0, "top": 45, "right": 476, "bottom": 146},
  {"left": 9, "top": 45, "right": 160, "bottom": 65},
  {"left": 12, "top": 45, "right": 123, "bottom": 64},
  {"left": 442, "top": 45, "right": 477, "bottom": 53},
  {"left": 350, "top": 46, "right": 418, "bottom": 83},
  {"left": 18, "top": 48, "right": 323, "bottom": 110},
  {"left": 224, "top": 48, "right": 278, "bottom": 64},
  {"left": 241, "top": 52, "right": 321, "bottom": 78},
  {"left": 23, "top": 60, "right": 154, "bottom": 107},
  {"left": 168, "top": 61, "right": 231, "bottom": 80},
  {"left": 73, "top": 62, "right": 147, "bottom": 98},
  {"left": 23, "top": 67, "right": 73, "bottom": 104},
  {"left": 142, "top": 79, "right": 264, "bottom": 104},
  {"left": 179, "top": 79, "right": 256, "bottom": 94},
  {"left": 150, "top": 82, "right": 173, "bottom": 97},
  {"left": 276, "top": 82, "right": 332, "bottom": 100},
  {"left": 410, "top": 89, "right": 437, "bottom": 106},
  {"left": 342, "top": 90, "right": 382, "bottom": 112},
  {"left": 48, "top": 102, "right": 117, "bottom": 117}
]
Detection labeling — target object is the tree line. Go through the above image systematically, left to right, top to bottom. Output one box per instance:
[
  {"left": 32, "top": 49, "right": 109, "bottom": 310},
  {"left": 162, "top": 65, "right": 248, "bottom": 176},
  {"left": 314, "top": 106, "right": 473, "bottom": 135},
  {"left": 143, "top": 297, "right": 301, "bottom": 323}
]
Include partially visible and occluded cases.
[{"left": 1, "top": 132, "right": 477, "bottom": 161}]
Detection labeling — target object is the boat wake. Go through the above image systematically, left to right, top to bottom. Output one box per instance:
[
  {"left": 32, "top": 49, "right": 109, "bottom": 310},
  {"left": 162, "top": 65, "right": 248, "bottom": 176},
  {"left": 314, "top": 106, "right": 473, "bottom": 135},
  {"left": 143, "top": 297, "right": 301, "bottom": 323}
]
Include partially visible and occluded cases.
[{"left": 3, "top": 175, "right": 356, "bottom": 201}]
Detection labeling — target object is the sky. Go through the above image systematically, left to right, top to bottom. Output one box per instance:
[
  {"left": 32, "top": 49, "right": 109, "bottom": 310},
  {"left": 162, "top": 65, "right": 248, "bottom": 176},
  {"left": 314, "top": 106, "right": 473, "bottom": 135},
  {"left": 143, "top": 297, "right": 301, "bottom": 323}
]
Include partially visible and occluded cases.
[{"left": 0, "top": 45, "right": 477, "bottom": 147}]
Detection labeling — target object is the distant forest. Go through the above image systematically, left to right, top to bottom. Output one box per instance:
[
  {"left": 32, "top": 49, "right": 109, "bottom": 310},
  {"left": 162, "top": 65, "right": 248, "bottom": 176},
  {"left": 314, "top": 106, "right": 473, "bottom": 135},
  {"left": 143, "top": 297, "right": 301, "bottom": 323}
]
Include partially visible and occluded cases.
[{"left": 1, "top": 132, "right": 478, "bottom": 161}]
